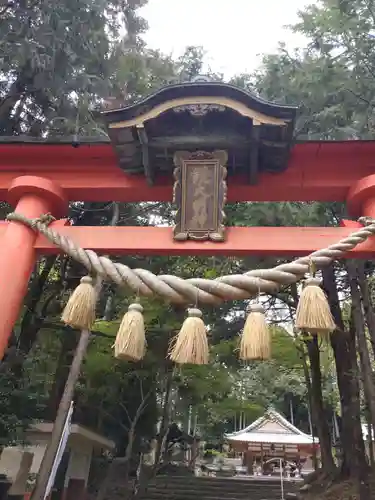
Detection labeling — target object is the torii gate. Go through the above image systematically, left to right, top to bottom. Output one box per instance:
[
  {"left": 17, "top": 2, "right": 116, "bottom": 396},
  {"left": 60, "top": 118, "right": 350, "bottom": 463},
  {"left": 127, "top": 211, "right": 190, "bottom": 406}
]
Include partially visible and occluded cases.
[{"left": 0, "top": 81, "right": 375, "bottom": 361}]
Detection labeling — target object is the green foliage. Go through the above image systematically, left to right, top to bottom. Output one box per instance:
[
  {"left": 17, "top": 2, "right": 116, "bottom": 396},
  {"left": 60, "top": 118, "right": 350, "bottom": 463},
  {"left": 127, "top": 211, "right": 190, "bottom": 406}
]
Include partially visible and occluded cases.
[
  {"left": 0, "top": 0, "right": 173, "bottom": 136},
  {"left": 251, "top": 0, "right": 375, "bottom": 140},
  {"left": 76, "top": 330, "right": 159, "bottom": 450},
  {"left": 0, "top": 357, "right": 47, "bottom": 446}
]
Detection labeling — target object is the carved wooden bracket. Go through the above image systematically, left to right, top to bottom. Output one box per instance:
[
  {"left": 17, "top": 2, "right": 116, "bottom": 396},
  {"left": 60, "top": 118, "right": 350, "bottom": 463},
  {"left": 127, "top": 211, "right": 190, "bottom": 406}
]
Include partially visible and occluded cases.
[{"left": 173, "top": 150, "right": 228, "bottom": 241}]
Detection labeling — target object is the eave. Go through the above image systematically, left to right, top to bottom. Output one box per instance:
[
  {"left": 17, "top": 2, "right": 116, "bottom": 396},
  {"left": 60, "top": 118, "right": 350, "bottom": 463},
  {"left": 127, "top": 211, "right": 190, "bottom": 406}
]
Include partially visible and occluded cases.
[
  {"left": 102, "top": 82, "right": 297, "bottom": 124},
  {"left": 102, "top": 82, "right": 297, "bottom": 184}
]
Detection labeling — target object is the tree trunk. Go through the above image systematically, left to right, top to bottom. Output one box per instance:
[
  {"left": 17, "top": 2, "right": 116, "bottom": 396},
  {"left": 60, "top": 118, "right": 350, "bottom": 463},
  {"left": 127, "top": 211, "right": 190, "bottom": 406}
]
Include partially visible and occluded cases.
[
  {"left": 47, "top": 203, "right": 121, "bottom": 419},
  {"left": 347, "top": 261, "right": 375, "bottom": 431},
  {"left": 356, "top": 262, "right": 375, "bottom": 357},
  {"left": 322, "top": 265, "right": 368, "bottom": 478},
  {"left": 290, "top": 285, "right": 328, "bottom": 472},
  {"left": 47, "top": 329, "right": 80, "bottom": 419},
  {"left": 30, "top": 330, "right": 91, "bottom": 500},
  {"left": 306, "top": 336, "right": 336, "bottom": 473},
  {"left": 301, "top": 353, "right": 318, "bottom": 470},
  {"left": 154, "top": 368, "right": 174, "bottom": 467},
  {"left": 95, "top": 393, "right": 150, "bottom": 500},
  {"left": 366, "top": 414, "right": 374, "bottom": 467}
]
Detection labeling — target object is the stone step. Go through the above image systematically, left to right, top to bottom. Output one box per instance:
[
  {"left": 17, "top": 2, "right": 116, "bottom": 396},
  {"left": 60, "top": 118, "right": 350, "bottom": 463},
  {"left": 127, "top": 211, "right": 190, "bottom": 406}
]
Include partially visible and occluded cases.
[
  {"left": 97, "top": 472, "right": 295, "bottom": 500},
  {"left": 139, "top": 476, "right": 294, "bottom": 500},
  {"left": 152, "top": 476, "right": 291, "bottom": 487},
  {"left": 152, "top": 476, "right": 287, "bottom": 484},
  {"left": 149, "top": 480, "right": 284, "bottom": 487},
  {"left": 141, "top": 481, "right": 288, "bottom": 500},
  {"left": 147, "top": 483, "right": 288, "bottom": 494},
  {"left": 146, "top": 484, "right": 283, "bottom": 493},
  {"left": 145, "top": 489, "right": 281, "bottom": 498},
  {"left": 141, "top": 493, "right": 281, "bottom": 500},
  {"left": 142, "top": 493, "right": 282, "bottom": 500},
  {"left": 142, "top": 495, "right": 281, "bottom": 500},
  {"left": 144, "top": 497, "right": 281, "bottom": 500}
]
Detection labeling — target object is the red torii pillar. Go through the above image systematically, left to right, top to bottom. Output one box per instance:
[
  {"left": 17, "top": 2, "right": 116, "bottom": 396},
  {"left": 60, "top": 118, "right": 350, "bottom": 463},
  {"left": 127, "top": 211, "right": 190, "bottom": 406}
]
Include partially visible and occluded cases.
[
  {"left": 347, "top": 174, "right": 375, "bottom": 221},
  {"left": 0, "top": 176, "right": 66, "bottom": 359}
]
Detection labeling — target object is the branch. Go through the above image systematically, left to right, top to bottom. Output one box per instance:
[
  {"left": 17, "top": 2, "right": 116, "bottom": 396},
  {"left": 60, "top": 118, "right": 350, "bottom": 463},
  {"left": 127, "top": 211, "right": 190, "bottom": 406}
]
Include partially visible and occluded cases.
[
  {"left": 365, "top": 0, "right": 375, "bottom": 27},
  {"left": 0, "top": 2, "right": 12, "bottom": 19},
  {"left": 343, "top": 87, "right": 373, "bottom": 106},
  {"left": 111, "top": 202, "right": 120, "bottom": 226},
  {"left": 39, "top": 288, "right": 61, "bottom": 318},
  {"left": 269, "top": 291, "right": 297, "bottom": 309},
  {"left": 139, "top": 376, "right": 144, "bottom": 403},
  {"left": 119, "top": 388, "right": 151, "bottom": 427},
  {"left": 133, "top": 390, "right": 151, "bottom": 423},
  {"left": 118, "top": 401, "right": 132, "bottom": 427},
  {"left": 92, "top": 404, "right": 129, "bottom": 432}
]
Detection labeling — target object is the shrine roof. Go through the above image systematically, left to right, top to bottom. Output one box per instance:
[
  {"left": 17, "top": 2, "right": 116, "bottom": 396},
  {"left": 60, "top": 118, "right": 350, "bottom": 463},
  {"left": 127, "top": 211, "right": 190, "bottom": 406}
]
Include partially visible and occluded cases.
[
  {"left": 100, "top": 81, "right": 298, "bottom": 183},
  {"left": 102, "top": 81, "right": 297, "bottom": 123},
  {"left": 224, "top": 408, "right": 318, "bottom": 445},
  {"left": 224, "top": 432, "right": 315, "bottom": 445}
]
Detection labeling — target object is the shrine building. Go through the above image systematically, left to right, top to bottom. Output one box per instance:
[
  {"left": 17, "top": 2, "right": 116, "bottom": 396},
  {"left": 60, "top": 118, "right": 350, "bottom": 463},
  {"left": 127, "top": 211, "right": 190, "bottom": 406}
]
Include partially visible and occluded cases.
[{"left": 224, "top": 408, "right": 318, "bottom": 476}]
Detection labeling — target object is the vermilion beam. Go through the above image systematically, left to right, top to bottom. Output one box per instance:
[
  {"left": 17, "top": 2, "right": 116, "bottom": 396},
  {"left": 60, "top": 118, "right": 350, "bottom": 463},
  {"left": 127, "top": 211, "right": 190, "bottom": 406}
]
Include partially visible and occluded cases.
[
  {"left": 1, "top": 141, "right": 375, "bottom": 203},
  {"left": 0, "top": 169, "right": 356, "bottom": 202},
  {"left": 0, "top": 222, "right": 371, "bottom": 257}
]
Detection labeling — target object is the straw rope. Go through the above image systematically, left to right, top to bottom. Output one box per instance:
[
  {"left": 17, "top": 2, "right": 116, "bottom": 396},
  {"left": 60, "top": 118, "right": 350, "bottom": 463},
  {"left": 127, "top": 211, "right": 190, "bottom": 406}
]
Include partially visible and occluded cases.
[{"left": 7, "top": 212, "right": 375, "bottom": 306}]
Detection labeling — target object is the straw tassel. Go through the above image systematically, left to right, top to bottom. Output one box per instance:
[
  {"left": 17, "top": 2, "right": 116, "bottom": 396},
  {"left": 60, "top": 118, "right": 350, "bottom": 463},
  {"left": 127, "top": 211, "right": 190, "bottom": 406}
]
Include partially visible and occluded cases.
[
  {"left": 61, "top": 275, "right": 96, "bottom": 330},
  {"left": 295, "top": 277, "right": 336, "bottom": 335},
  {"left": 114, "top": 303, "right": 146, "bottom": 361},
  {"left": 239, "top": 303, "right": 271, "bottom": 360},
  {"left": 169, "top": 308, "right": 208, "bottom": 365}
]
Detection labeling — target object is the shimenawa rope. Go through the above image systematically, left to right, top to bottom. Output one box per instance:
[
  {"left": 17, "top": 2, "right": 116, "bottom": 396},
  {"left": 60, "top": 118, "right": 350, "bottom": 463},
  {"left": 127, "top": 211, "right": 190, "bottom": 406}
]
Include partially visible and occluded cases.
[{"left": 6, "top": 212, "right": 375, "bottom": 306}]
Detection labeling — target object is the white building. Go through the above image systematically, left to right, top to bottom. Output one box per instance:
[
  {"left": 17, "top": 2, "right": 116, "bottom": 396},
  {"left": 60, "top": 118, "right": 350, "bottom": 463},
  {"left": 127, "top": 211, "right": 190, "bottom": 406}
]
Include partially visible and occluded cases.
[{"left": 0, "top": 422, "right": 114, "bottom": 499}]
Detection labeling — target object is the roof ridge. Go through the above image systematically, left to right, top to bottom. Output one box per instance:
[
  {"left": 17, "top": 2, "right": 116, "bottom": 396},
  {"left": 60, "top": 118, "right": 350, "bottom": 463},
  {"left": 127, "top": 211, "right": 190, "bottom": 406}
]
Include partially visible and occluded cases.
[
  {"left": 224, "top": 408, "right": 311, "bottom": 438},
  {"left": 266, "top": 409, "right": 307, "bottom": 436}
]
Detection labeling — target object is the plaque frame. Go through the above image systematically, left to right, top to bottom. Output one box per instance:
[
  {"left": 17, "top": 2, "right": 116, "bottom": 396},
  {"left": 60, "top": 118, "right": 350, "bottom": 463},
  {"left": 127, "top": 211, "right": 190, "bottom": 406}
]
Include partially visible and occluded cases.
[{"left": 173, "top": 150, "right": 228, "bottom": 241}]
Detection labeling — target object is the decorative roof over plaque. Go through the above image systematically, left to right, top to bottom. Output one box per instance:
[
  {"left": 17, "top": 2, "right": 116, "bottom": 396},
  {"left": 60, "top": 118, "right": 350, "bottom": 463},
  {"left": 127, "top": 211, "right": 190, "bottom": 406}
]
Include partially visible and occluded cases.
[{"left": 102, "top": 81, "right": 297, "bottom": 185}]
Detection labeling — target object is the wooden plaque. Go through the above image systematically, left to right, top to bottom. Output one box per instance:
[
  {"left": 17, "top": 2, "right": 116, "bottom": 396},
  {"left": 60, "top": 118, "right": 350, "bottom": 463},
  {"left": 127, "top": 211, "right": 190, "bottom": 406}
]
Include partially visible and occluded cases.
[{"left": 173, "top": 150, "right": 228, "bottom": 241}]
